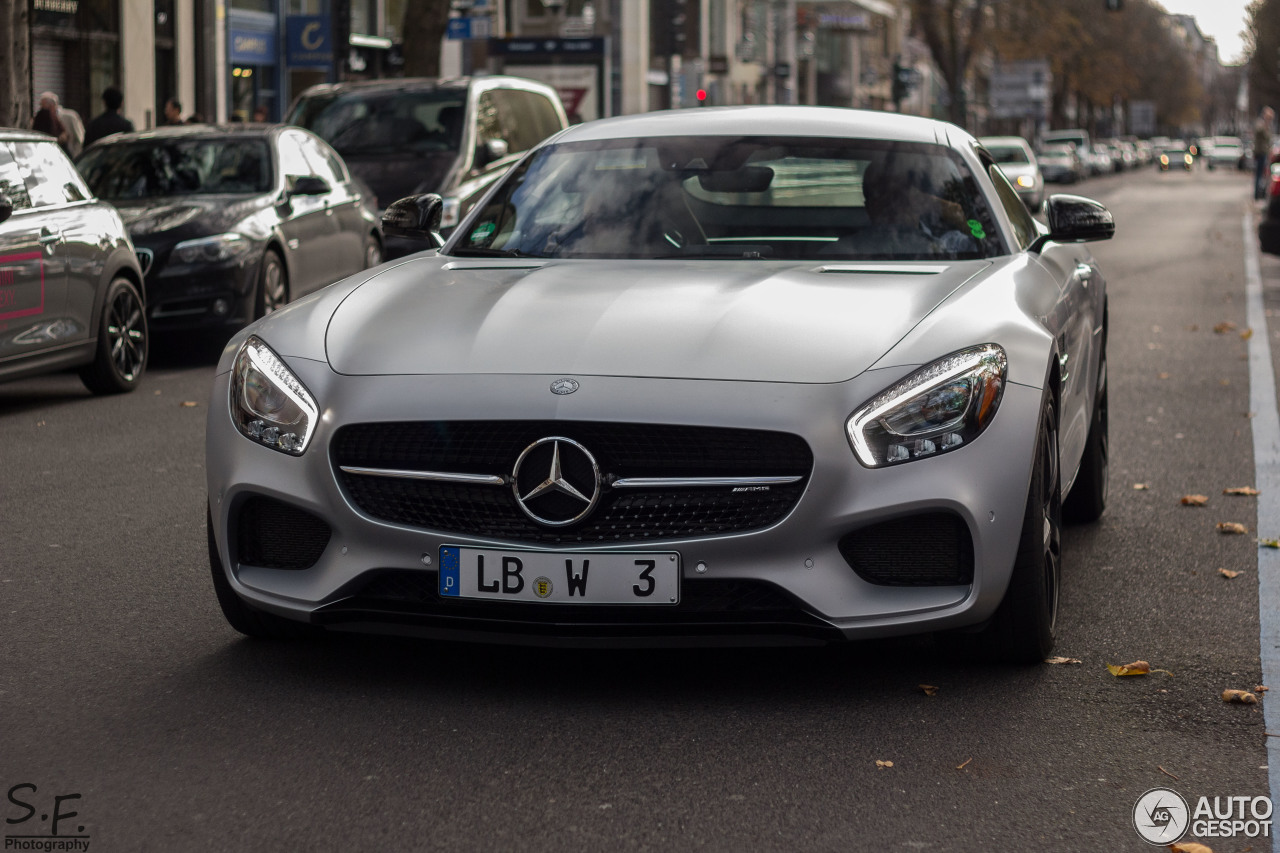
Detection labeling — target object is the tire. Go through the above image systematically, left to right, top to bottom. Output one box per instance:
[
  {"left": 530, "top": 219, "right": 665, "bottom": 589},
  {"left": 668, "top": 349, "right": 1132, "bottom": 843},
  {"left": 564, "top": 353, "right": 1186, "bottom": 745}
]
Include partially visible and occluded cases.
[
  {"left": 363, "top": 233, "right": 383, "bottom": 269},
  {"left": 253, "top": 250, "right": 288, "bottom": 320},
  {"left": 79, "top": 276, "right": 148, "bottom": 394},
  {"left": 1063, "top": 349, "right": 1108, "bottom": 523},
  {"left": 955, "top": 397, "right": 1062, "bottom": 664},
  {"left": 207, "top": 509, "right": 317, "bottom": 639}
]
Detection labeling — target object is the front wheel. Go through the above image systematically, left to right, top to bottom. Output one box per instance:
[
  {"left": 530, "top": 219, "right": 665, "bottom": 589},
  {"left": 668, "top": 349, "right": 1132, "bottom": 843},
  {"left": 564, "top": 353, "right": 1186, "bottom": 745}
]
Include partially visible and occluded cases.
[
  {"left": 363, "top": 233, "right": 383, "bottom": 269},
  {"left": 253, "top": 250, "right": 288, "bottom": 320},
  {"left": 79, "top": 277, "right": 148, "bottom": 394},
  {"left": 954, "top": 397, "right": 1062, "bottom": 664}
]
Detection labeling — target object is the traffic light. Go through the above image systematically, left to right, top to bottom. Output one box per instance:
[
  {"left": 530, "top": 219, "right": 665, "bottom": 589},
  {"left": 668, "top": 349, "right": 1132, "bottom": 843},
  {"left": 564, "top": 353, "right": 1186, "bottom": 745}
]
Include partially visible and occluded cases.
[
  {"left": 892, "top": 62, "right": 910, "bottom": 108},
  {"left": 696, "top": 88, "right": 707, "bottom": 105}
]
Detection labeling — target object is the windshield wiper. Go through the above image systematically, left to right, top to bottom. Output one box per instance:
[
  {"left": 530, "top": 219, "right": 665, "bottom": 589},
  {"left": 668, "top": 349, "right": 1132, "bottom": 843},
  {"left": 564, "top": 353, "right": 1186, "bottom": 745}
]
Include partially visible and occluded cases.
[{"left": 448, "top": 247, "right": 545, "bottom": 259}]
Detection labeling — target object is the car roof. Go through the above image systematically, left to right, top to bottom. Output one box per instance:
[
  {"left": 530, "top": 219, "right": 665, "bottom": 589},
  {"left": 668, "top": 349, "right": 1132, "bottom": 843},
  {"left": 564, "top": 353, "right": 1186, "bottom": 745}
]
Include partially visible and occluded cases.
[
  {"left": 292, "top": 75, "right": 555, "bottom": 100},
  {"left": 555, "top": 106, "right": 956, "bottom": 145},
  {"left": 81, "top": 123, "right": 287, "bottom": 145},
  {"left": 0, "top": 127, "right": 62, "bottom": 143},
  {"left": 979, "top": 136, "right": 1032, "bottom": 149}
]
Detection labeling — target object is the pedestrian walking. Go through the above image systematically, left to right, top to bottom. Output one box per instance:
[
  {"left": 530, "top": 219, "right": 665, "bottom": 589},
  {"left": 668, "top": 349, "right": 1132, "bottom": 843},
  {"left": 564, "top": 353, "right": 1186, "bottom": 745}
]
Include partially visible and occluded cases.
[
  {"left": 83, "top": 87, "right": 135, "bottom": 148},
  {"left": 31, "top": 92, "right": 67, "bottom": 149},
  {"left": 163, "top": 98, "right": 184, "bottom": 126},
  {"left": 1255, "top": 106, "right": 1275, "bottom": 200}
]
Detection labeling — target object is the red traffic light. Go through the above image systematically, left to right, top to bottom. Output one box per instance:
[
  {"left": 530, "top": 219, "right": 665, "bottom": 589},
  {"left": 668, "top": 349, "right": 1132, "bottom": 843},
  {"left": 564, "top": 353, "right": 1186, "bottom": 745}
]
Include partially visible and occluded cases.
[{"left": 696, "top": 88, "right": 707, "bottom": 102}]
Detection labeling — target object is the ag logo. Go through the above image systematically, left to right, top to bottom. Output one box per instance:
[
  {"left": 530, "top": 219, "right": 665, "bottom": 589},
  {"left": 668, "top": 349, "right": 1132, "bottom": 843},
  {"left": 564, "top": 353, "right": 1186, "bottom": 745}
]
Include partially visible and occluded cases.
[
  {"left": 533, "top": 576, "right": 553, "bottom": 598},
  {"left": 1133, "top": 787, "right": 1189, "bottom": 844}
]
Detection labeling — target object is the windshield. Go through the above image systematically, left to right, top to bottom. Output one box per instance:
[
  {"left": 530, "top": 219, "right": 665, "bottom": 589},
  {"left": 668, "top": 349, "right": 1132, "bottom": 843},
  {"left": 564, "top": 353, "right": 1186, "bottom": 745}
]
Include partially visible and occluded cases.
[
  {"left": 287, "top": 89, "right": 467, "bottom": 156},
  {"left": 450, "top": 137, "right": 1001, "bottom": 262},
  {"left": 79, "top": 138, "right": 273, "bottom": 199},
  {"left": 987, "top": 145, "right": 1030, "bottom": 165}
]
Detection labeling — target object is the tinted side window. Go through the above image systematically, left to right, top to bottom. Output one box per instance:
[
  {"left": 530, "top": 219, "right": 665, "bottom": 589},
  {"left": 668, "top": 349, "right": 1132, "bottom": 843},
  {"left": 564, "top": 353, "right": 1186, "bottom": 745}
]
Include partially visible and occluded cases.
[
  {"left": 489, "top": 90, "right": 550, "bottom": 155},
  {"left": 476, "top": 91, "right": 503, "bottom": 150},
  {"left": 298, "top": 135, "right": 342, "bottom": 186},
  {"left": 13, "top": 140, "right": 88, "bottom": 207},
  {"left": 0, "top": 142, "right": 33, "bottom": 210},
  {"left": 987, "top": 163, "right": 1036, "bottom": 250}
]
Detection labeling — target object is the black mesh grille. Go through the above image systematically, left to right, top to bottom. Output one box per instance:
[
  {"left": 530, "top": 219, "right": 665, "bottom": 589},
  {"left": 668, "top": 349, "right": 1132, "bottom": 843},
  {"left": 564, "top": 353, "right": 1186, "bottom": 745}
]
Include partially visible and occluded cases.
[
  {"left": 331, "top": 421, "right": 812, "bottom": 544},
  {"left": 236, "top": 496, "right": 332, "bottom": 570},
  {"left": 838, "top": 513, "right": 974, "bottom": 586},
  {"left": 314, "top": 569, "right": 833, "bottom": 637}
]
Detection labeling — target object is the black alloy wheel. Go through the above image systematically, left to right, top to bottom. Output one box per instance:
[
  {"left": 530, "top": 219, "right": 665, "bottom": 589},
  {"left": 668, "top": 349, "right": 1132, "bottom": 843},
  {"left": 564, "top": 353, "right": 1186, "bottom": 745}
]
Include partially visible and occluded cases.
[
  {"left": 254, "top": 250, "right": 288, "bottom": 319},
  {"left": 80, "top": 277, "right": 148, "bottom": 394}
]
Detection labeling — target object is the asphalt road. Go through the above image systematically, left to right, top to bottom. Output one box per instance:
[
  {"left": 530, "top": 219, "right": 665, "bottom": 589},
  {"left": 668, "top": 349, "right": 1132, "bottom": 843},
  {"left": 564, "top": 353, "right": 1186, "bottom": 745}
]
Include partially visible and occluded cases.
[{"left": 3, "top": 164, "right": 1277, "bottom": 852}]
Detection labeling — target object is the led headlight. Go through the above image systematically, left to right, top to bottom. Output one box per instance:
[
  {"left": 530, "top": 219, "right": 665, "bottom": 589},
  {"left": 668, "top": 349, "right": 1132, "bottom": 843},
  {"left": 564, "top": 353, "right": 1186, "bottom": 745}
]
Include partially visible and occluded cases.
[
  {"left": 1016, "top": 175, "right": 1034, "bottom": 188},
  {"left": 174, "top": 233, "right": 254, "bottom": 264},
  {"left": 229, "top": 336, "right": 318, "bottom": 455},
  {"left": 846, "top": 344, "right": 1007, "bottom": 468}
]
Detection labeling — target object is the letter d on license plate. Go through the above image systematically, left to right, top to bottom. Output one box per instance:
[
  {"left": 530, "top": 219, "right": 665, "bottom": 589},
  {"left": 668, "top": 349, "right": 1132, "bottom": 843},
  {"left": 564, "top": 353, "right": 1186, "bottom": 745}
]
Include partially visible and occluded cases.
[{"left": 439, "top": 546, "right": 679, "bottom": 604}]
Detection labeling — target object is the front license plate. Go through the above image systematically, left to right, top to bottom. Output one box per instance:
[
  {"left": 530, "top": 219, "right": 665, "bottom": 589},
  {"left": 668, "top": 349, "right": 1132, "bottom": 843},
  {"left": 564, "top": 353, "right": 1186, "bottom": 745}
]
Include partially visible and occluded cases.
[{"left": 439, "top": 546, "right": 680, "bottom": 604}]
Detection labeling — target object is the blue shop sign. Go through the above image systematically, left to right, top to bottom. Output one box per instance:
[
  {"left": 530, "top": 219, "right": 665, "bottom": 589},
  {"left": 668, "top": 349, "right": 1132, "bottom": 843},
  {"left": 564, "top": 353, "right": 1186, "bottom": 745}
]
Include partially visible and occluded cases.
[
  {"left": 287, "top": 15, "right": 332, "bottom": 67},
  {"left": 230, "top": 26, "right": 275, "bottom": 65}
]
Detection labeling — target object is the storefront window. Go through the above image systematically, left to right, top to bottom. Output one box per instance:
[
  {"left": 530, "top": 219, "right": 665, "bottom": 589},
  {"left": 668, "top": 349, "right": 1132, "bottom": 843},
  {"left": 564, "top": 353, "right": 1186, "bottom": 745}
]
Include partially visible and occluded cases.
[{"left": 230, "top": 0, "right": 273, "bottom": 11}]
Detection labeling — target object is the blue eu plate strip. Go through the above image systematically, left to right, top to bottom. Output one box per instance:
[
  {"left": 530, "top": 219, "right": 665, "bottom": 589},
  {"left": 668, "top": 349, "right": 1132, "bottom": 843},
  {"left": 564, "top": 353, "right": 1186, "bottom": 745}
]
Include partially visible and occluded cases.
[{"left": 439, "top": 546, "right": 460, "bottom": 597}]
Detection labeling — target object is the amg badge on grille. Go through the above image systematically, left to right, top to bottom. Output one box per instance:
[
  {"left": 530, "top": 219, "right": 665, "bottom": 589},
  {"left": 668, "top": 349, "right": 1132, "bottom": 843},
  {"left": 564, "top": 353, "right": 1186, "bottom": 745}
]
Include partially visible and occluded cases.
[{"left": 550, "top": 378, "right": 579, "bottom": 395}]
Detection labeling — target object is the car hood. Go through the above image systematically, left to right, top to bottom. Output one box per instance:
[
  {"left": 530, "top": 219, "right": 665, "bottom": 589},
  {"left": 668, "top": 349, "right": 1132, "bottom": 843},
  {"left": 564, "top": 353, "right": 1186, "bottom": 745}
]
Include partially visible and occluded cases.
[
  {"left": 111, "top": 194, "right": 269, "bottom": 242},
  {"left": 324, "top": 257, "right": 993, "bottom": 383}
]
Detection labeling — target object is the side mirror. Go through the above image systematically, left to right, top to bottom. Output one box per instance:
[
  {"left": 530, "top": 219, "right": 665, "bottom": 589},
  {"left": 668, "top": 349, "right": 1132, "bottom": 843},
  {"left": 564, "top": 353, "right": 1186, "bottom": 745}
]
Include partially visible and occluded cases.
[
  {"left": 477, "top": 138, "right": 509, "bottom": 168},
  {"left": 286, "top": 175, "right": 331, "bottom": 196},
  {"left": 0, "top": 193, "right": 12, "bottom": 225},
  {"left": 382, "top": 193, "right": 445, "bottom": 248},
  {"left": 1044, "top": 194, "right": 1114, "bottom": 243}
]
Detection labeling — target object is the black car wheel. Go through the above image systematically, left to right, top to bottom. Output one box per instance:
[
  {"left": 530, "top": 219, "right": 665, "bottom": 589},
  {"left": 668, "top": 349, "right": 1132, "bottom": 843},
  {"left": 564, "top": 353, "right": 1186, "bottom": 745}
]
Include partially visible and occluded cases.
[
  {"left": 363, "top": 233, "right": 383, "bottom": 269},
  {"left": 254, "top": 250, "right": 288, "bottom": 319},
  {"left": 79, "top": 276, "right": 148, "bottom": 394},
  {"left": 1064, "top": 344, "right": 1108, "bottom": 523},
  {"left": 952, "top": 396, "right": 1062, "bottom": 664},
  {"left": 207, "top": 509, "right": 318, "bottom": 639}
]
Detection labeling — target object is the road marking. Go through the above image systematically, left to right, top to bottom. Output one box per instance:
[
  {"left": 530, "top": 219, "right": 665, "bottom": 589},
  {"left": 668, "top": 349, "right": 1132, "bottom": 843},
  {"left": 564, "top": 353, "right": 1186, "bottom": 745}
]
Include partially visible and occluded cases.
[{"left": 1244, "top": 209, "right": 1280, "bottom": 853}]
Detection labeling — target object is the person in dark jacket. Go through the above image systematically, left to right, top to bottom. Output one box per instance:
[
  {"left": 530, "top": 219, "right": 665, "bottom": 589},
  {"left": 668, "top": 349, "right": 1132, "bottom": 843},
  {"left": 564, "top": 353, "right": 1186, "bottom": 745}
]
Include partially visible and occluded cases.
[
  {"left": 83, "top": 87, "right": 135, "bottom": 148},
  {"left": 31, "top": 93, "right": 65, "bottom": 145}
]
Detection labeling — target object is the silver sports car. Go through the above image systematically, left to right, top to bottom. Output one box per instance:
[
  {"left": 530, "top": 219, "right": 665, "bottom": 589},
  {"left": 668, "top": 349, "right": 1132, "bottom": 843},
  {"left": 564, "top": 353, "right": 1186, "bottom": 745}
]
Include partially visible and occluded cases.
[{"left": 206, "top": 107, "right": 1112, "bottom": 662}]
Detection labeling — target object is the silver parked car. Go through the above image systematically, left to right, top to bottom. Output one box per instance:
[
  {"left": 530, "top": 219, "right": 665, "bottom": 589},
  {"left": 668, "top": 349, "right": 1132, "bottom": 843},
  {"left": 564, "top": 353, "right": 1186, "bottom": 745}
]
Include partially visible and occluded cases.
[
  {"left": 206, "top": 107, "right": 1113, "bottom": 662},
  {"left": 979, "top": 135, "right": 1044, "bottom": 212}
]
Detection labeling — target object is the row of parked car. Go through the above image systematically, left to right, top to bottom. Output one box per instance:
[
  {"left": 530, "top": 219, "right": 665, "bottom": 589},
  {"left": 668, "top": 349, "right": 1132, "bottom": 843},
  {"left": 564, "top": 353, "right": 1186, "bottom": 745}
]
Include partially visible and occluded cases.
[{"left": 0, "top": 75, "right": 569, "bottom": 395}]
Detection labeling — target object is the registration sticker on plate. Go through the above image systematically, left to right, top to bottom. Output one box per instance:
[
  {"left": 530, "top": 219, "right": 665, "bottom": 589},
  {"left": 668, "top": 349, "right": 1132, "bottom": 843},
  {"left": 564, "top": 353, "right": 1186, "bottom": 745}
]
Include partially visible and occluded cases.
[{"left": 439, "top": 546, "right": 680, "bottom": 604}]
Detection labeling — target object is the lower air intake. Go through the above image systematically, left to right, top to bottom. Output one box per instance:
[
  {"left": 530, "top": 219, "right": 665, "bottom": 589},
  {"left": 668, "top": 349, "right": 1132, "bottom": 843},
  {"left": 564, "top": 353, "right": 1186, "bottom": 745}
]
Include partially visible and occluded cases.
[
  {"left": 236, "top": 496, "right": 331, "bottom": 570},
  {"left": 838, "top": 513, "right": 974, "bottom": 586}
]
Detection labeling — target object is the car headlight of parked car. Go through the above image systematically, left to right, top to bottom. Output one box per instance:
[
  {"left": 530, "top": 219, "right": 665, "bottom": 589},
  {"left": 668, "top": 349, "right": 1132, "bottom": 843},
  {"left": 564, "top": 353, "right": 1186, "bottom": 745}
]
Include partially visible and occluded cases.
[
  {"left": 1016, "top": 175, "right": 1035, "bottom": 188},
  {"left": 173, "top": 233, "right": 255, "bottom": 264},
  {"left": 229, "top": 336, "right": 319, "bottom": 455},
  {"left": 846, "top": 344, "right": 1007, "bottom": 468}
]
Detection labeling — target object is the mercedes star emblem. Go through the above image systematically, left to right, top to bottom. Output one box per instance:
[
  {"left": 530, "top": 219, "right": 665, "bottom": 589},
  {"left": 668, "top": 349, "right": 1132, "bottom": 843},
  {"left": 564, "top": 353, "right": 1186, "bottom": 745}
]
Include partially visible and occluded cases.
[
  {"left": 550, "top": 378, "right": 579, "bottom": 395},
  {"left": 512, "top": 437, "right": 601, "bottom": 527}
]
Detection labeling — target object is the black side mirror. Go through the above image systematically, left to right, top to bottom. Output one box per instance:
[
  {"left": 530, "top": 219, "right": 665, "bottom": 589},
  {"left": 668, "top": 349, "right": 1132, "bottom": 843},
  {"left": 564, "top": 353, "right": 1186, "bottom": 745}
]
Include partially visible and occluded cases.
[
  {"left": 475, "top": 138, "right": 509, "bottom": 169},
  {"left": 286, "top": 175, "right": 331, "bottom": 196},
  {"left": 0, "top": 193, "right": 12, "bottom": 225},
  {"left": 382, "top": 193, "right": 444, "bottom": 248},
  {"left": 1044, "top": 194, "right": 1114, "bottom": 243}
]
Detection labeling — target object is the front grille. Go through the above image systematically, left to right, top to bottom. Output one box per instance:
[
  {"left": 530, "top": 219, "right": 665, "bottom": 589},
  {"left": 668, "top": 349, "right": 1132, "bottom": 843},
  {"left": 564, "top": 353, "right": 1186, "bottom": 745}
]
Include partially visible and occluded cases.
[
  {"left": 332, "top": 421, "right": 813, "bottom": 544},
  {"left": 236, "top": 496, "right": 332, "bottom": 569},
  {"left": 838, "top": 512, "right": 974, "bottom": 586},
  {"left": 312, "top": 569, "right": 836, "bottom": 640}
]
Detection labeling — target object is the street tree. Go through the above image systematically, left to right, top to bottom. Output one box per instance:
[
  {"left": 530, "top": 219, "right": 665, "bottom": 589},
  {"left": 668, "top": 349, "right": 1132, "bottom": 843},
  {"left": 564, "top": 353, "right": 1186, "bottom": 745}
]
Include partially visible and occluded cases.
[
  {"left": 0, "top": 0, "right": 31, "bottom": 127},
  {"left": 910, "top": 0, "right": 993, "bottom": 129},
  {"left": 1247, "top": 0, "right": 1280, "bottom": 117},
  {"left": 401, "top": 3, "right": 452, "bottom": 78}
]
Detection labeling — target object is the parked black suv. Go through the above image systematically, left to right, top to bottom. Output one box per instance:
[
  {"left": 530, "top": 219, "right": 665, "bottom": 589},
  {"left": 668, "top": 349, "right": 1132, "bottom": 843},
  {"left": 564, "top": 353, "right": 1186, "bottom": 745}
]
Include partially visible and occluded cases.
[{"left": 286, "top": 76, "right": 568, "bottom": 257}]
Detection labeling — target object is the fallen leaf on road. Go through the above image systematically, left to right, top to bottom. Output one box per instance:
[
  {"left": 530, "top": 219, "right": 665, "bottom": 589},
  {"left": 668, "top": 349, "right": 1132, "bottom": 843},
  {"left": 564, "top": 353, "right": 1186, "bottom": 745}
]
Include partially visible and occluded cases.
[
  {"left": 1214, "top": 321, "right": 1238, "bottom": 333},
  {"left": 1242, "top": 328, "right": 1255, "bottom": 340},
  {"left": 1158, "top": 372, "right": 1171, "bottom": 380},
  {"left": 181, "top": 401, "right": 199, "bottom": 408},
  {"left": 1134, "top": 483, "right": 1151, "bottom": 491},
  {"left": 1224, "top": 486, "right": 1260, "bottom": 496},
  {"left": 1181, "top": 494, "right": 1209, "bottom": 506},
  {"left": 1217, "top": 522, "right": 1248, "bottom": 534},
  {"left": 1260, "top": 539, "right": 1280, "bottom": 549},
  {"left": 1220, "top": 569, "right": 1242, "bottom": 579},
  {"left": 1045, "top": 656, "right": 1082, "bottom": 665},
  {"left": 1108, "top": 661, "right": 1151, "bottom": 676},
  {"left": 919, "top": 684, "right": 938, "bottom": 696},
  {"left": 1257, "top": 685, "right": 1270, "bottom": 693},
  {"left": 1223, "top": 689, "right": 1259, "bottom": 704},
  {"left": 956, "top": 757, "right": 972, "bottom": 770},
  {"left": 875, "top": 760, "right": 893, "bottom": 769},
  {"left": 1159, "top": 765, "right": 1180, "bottom": 781},
  {"left": 1168, "top": 842, "right": 1214, "bottom": 853}
]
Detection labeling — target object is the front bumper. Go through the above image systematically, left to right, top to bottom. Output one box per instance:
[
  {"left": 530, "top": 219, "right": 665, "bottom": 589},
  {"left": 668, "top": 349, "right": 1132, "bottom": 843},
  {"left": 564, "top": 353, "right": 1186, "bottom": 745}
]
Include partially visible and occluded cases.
[
  {"left": 143, "top": 252, "right": 261, "bottom": 331},
  {"left": 206, "top": 363, "right": 1044, "bottom": 646}
]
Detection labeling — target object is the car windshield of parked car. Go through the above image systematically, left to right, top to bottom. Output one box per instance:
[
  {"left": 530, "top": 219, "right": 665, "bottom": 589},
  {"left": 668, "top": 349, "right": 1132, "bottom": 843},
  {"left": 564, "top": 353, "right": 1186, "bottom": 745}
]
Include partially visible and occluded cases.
[
  {"left": 287, "top": 89, "right": 467, "bottom": 157},
  {"left": 451, "top": 137, "right": 1002, "bottom": 262},
  {"left": 78, "top": 138, "right": 274, "bottom": 199},
  {"left": 987, "top": 145, "right": 1030, "bottom": 165}
]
